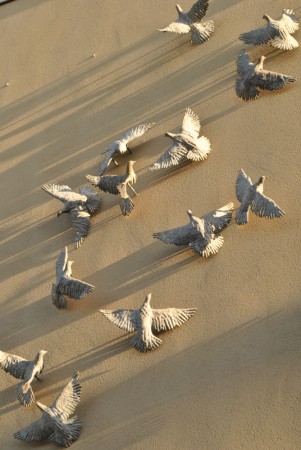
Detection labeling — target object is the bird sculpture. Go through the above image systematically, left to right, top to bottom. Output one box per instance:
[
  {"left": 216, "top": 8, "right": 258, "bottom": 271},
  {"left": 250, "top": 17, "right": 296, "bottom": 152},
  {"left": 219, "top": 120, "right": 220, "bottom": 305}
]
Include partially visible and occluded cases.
[
  {"left": 157, "top": 0, "right": 214, "bottom": 45},
  {"left": 239, "top": 9, "right": 299, "bottom": 51},
  {"left": 235, "top": 50, "right": 296, "bottom": 101},
  {"left": 149, "top": 108, "right": 211, "bottom": 170},
  {"left": 98, "top": 123, "right": 154, "bottom": 175},
  {"left": 85, "top": 160, "right": 137, "bottom": 216},
  {"left": 235, "top": 169, "right": 285, "bottom": 225},
  {"left": 42, "top": 184, "right": 101, "bottom": 248},
  {"left": 154, "top": 203, "right": 233, "bottom": 257},
  {"left": 52, "top": 247, "right": 95, "bottom": 309},
  {"left": 99, "top": 293, "right": 197, "bottom": 352},
  {"left": 0, "top": 350, "right": 47, "bottom": 407},
  {"left": 14, "top": 372, "right": 82, "bottom": 448}
]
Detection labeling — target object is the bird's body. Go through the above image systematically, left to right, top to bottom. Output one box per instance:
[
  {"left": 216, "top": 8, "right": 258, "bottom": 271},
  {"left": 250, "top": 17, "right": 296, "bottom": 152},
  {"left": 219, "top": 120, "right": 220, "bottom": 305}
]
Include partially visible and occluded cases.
[
  {"left": 157, "top": 0, "right": 214, "bottom": 44},
  {"left": 239, "top": 9, "right": 299, "bottom": 51},
  {"left": 235, "top": 50, "right": 296, "bottom": 101},
  {"left": 149, "top": 108, "right": 211, "bottom": 170},
  {"left": 98, "top": 123, "right": 154, "bottom": 175},
  {"left": 86, "top": 161, "right": 137, "bottom": 216},
  {"left": 235, "top": 169, "right": 285, "bottom": 225},
  {"left": 42, "top": 184, "right": 101, "bottom": 248},
  {"left": 154, "top": 203, "right": 234, "bottom": 257},
  {"left": 52, "top": 247, "right": 94, "bottom": 309},
  {"left": 100, "top": 294, "right": 196, "bottom": 352},
  {"left": 0, "top": 350, "right": 47, "bottom": 406},
  {"left": 14, "top": 372, "right": 82, "bottom": 447}
]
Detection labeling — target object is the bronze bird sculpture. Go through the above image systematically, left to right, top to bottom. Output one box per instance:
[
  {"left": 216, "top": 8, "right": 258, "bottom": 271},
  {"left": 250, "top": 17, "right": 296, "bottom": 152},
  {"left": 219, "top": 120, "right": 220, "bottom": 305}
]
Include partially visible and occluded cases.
[
  {"left": 100, "top": 293, "right": 197, "bottom": 352},
  {"left": 0, "top": 350, "right": 47, "bottom": 407}
]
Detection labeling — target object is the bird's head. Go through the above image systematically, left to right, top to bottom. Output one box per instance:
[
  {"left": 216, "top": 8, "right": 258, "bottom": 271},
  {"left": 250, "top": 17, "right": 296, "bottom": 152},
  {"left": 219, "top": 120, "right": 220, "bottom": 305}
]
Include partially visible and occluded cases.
[
  {"left": 176, "top": 4, "right": 183, "bottom": 14},
  {"left": 262, "top": 14, "right": 271, "bottom": 22},
  {"left": 257, "top": 175, "right": 267, "bottom": 186},
  {"left": 143, "top": 293, "right": 152, "bottom": 306},
  {"left": 39, "top": 350, "right": 48, "bottom": 356}
]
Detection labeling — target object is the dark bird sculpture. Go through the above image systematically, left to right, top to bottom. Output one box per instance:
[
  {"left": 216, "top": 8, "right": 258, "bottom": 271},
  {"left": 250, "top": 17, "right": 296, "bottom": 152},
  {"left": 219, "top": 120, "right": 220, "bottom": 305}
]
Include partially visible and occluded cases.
[
  {"left": 157, "top": 0, "right": 214, "bottom": 44},
  {"left": 239, "top": 9, "right": 299, "bottom": 51},
  {"left": 235, "top": 50, "right": 296, "bottom": 101},
  {"left": 149, "top": 108, "right": 211, "bottom": 170},
  {"left": 98, "top": 123, "right": 154, "bottom": 175},
  {"left": 85, "top": 160, "right": 137, "bottom": 216},
  {"left": 235, "top": 169, "right": 285, "bottom": 225},
  {"left": 42, "top": 184, "right": 101, "bottom": 248},
  {"left": 154, "top": 203, "right": 234, "bottom": 257},
  {"left": 52, "top": 247, "right": 94, "bottom": 309},
  {"left": 100, "top": 293, "right": 197, "bottom": 352},
  {"left": 0, "top": 350, "right": 47, "bottom": 407},
  {"left": 14, "top": 372, "right": 82, "bottom": 448}
]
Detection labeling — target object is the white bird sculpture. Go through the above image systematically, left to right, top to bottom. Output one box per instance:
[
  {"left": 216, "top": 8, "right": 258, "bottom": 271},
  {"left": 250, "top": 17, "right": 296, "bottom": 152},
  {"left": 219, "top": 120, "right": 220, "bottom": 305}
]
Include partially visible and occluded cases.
[
  {"left": 157, "top": 0, "right": 214, "bottom": 44},
  {"left": 239, "top": 9, "right": 299, "bottom": 51},
  {"left": 235, "top": 50, "right": 296, "bottom": 101},
  {"left": 149, "top": 108, "right": 211, "bottom": 170},
  {"left": 98, "top": 123, "right": 154, "bottom": 175},
  {"left": 85, "top": 160, "right": 137, "bottom": 216},
  {"left": 235, "top": 169, "right": 285, "bottom": 225},
  {"left": 42, "top": 184, "right": 101, "bottom": 248},
  {"left": 154, "top": 203, "right": 233, "bottom": 257},
  {"left": 52, "top": 247, "right": 94, "bottom": 309},
  {"left": 100, "top": 293, "right": 197, "bottom": 352},
  {"left": 0, "top": 350, "right": 47, "bottom": 407},
  {"left": 14, "top": 372, "right": 82, "bottom": 448}
]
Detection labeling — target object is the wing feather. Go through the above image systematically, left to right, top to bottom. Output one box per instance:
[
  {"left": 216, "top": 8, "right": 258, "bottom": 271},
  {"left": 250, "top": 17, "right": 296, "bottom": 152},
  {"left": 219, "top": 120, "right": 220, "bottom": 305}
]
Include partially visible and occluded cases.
[
  {"left": 187, "top": 0, "right": 209, "bottom": 22},
  {"left": 279, "top": 9, "right": 299, "bottom": 34},
  {"left": 239, "top": 23, "right": 278, "bottom": 46},
  {"left": 254, "top": 70, "right": 296, "bottom": 90},
  {"left": 181, "top": 108, "right": 200, "bottom": 140},
  {"left": 118, "top": 123, "right": 155, "bottom": 146},
  {"left": 148, "top": 142, "right": 188, "bottom": 171},
  {"left": 236, "top": 169, "right": 253, "bottom": 202},
  {"left": 42, "top": 184, "right": 84, "bottom": 204},
  {"left": 251, "top": 192, "right": 285, "bottom": 219},
  {"left": 203, "top": 202, "right": 234, "bottom": 233},
  {"left": 69, "top": 208, "right": 91, "bottom": 248},
  {"left": 153, "top": 222, "right": 199, "bottom": 246},
  {"left": 58, "top": 277, "right": 94, "bottom": 300},
  {"left": 152, "top": 308, "right": 197, "bottom": 332},
  {"left": 99, "top": 309, "right": 139, "bottom": 332},
  {"left": 0, "top": 351, "right": 30, "bottom": 380},
  {"left": 51, "top": 372, "right": 82, "bottom": 421},
  {"left": 14, "top": 417, "right": 50, "bottom": 443}
]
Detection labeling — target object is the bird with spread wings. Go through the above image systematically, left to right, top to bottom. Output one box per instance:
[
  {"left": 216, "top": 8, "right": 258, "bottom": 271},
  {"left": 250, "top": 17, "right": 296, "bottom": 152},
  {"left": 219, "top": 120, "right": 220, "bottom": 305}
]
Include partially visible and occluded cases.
[
  {"left": 157, "top": 0, "right": 214, "bottom": 44},
  {"left": 239, "top": 9, "right": 299, "bottom": 51},
  {"left": 235, "top": 50, "right": 296, "bottom": 101},
  {"left": 149, "top": 108, "right": 211, "bottom": 171},
  {"left": 235, "top": 169, "right": 285, "bottom": 225},
  {"left": 42, "top": 184, "right": 101, "bottom": 248},
  {"left": 154, "top": 203, "right": 234, "bottom": 257},
  {"left": 52, "top": 247, "right": 94, "bottom": 309},
  {"left": 100, "top": 294, "right": 197, "bottom": 352},
  {"left": 0, "top": 350, "right": 47, "bottom": 407},
  {"left": 14, "top": 372, "right": 82, "bottom": 448}
]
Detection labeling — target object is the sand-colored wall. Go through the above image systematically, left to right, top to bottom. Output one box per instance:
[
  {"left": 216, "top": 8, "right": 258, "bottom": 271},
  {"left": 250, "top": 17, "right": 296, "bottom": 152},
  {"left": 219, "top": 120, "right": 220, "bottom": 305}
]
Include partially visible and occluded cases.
[{"left": 0, "top": 0, "right": 301, "bottom": 449}]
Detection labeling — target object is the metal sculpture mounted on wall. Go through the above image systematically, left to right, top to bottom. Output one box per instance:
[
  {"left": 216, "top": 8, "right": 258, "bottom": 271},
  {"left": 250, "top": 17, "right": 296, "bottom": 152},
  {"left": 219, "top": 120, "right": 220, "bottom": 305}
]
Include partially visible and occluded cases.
[
  {"left": 157, "top": 0, "right": 214, "bottom": 44},
  {"left": 235, "top": 169, "right": 285, "bottom": 224},
  {"left": 42, "top": 184, "right": 101, "bottom": 248},
  {"left": 52, "top": 247, "right": 94, "bottom": 309},
  {"left": 100, "top": 293, "right": 197, "bottom": 352},
  {"left": 0, "top": 350, "right": 47, "bottom": 407},
  {"left": 14, "top": 372, "right": 82, "bottom": 447}
]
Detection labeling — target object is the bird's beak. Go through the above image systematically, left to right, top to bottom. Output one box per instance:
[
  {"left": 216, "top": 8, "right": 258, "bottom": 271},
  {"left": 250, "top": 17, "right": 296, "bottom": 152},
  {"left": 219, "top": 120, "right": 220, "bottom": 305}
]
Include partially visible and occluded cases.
[{"left": 57, "top": 211, "right": 62, "bottom": 217}]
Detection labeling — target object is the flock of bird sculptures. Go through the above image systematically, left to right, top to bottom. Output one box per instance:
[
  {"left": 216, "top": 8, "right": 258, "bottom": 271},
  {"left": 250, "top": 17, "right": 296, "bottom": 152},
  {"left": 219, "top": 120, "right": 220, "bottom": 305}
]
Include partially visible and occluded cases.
[{"left": 0, "top": 1, "right": 297, "bottom": 447}]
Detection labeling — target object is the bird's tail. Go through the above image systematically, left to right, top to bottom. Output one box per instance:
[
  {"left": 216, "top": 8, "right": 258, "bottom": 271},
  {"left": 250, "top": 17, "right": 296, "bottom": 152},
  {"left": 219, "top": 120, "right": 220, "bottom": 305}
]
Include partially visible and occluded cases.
[
  {"left": 191, "top": 20, "right": 214, "bottom": 44},
  {"left": 235, "top": 78, "right": 259, "bottom": 101},
  {"left": 186, "top": 136, "right": 211, "bottom": 161},
  {"left": 85, "top": 174, "right": 101, "bottom": 187},
  {"left": 235, "top": 205, "right": 249, "bottom": 225},
  {"left": 190, "top": 235, "right": 224, "bottom": 257},
  {"left": 52, "top": 284, "right": 67, "bottom": 309},
  {"left": 131, "top": 333, "right": 162, "bottom": 353},
  {"left": 17, "top": 382, "right": 35, "bottom": 407},
  {"left": 48, "top": 417, "right": 82, "bottom": 448}
]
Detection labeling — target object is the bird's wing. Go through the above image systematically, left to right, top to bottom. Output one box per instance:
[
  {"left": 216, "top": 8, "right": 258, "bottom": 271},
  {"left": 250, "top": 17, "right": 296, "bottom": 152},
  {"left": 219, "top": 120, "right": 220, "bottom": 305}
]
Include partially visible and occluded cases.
[
  {"left": 187, "top": 0, "right": 209, "bottom": 22},
  {"left": 279, "top": 9, "right": 299, "bottom": 34},
  {"left": 157, "top": 20, "right": 191, "bottom": 34},
  {"left": 191, "top": 20, "right": 215, "bottom": 44},
  {"left": 239, "top": 23, "right": 278, "bottom": 46},
  {"left": 236, "top": 50, "right": 254, "bottom": 77},
  {"left": 253, "top": 69, "right": 296, "bottom": 91},
  {"left": 181, "top": 108, "right": 201, "bottom": 140},
  {"left": 117, "top": 123, "right": 155, "bottom": 146},
  {"left": 186, "top": 136, "right": 211, "bottom": 161},
  {"left": 148, "top": 142, "right": 188, "bottom": 170},
  {"left": 97, "top": 148, "right": 117, "bottom": 176},
  {"left": 236, "top": 169, "right": 253, "bottom": 202},
  {"left": 97, "top": 175, "right": 126, "bottom": 195},
  {"left": 42, "top": 184, "right": 84, "bottom": 204},
  {"left": 118, "top": 184, "right": 134, "bottom": 216},
  {"left": 79, "top": 186, "right": 101, "bottom": 212},
  {"left": 251, "top": 192, "right": 285, "bottom": 219},
  {"left": 203, "top": 202, "right": 234, "bottom": 233},
  {"left": 69, "top": 208, "right": 91, "bottom": 248},
  {"left": 153, "top": 222, "right": 199, "bottom": 246},
  {"left": 189, "top": 234, "right": 224, "bottom": 257},
  {"left": 55, "top": 247, "right": 68, "bottom": 278},
  {"left": 58, "top": 276, "right": 94, "bottom": 300},
  {"left": 152, "top": 307, "right": 197, "bottom": 332},
  {"left": 99, "top": 308, "right": 139, "bottom": 332},
  {"left": 0, "top": 351, "right": 31, "bottom": 380},
  {"left": 51, "top": 372, "right": 82, "bottom": 421},
  {"left": 14, "top": 417, "right": 50, "bottom": 443}
]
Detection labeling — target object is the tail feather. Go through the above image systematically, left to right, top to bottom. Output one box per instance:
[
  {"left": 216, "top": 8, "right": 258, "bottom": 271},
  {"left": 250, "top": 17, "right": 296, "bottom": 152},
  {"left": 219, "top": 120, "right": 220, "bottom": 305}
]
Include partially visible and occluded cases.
[
  {"left": 235, "top": 78, "right": 259, "bottom": 101},
  {"left": 85, "top": 174, "right": 101, "bottom": 187},
  {"left": 235, "top": 205, "right": 249, "bottom": 225},
  {"left": 52, "top": 284, "right": 67, "bottom": 309},
  {"left": 131, "top": 333, "right": 162, "bottom": 353},
  {"left": 17, "top": 382, "right": 35, "bottom": 407},
  {"left": 48, "top": 417, "right": 82, "bottom": 447}
]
